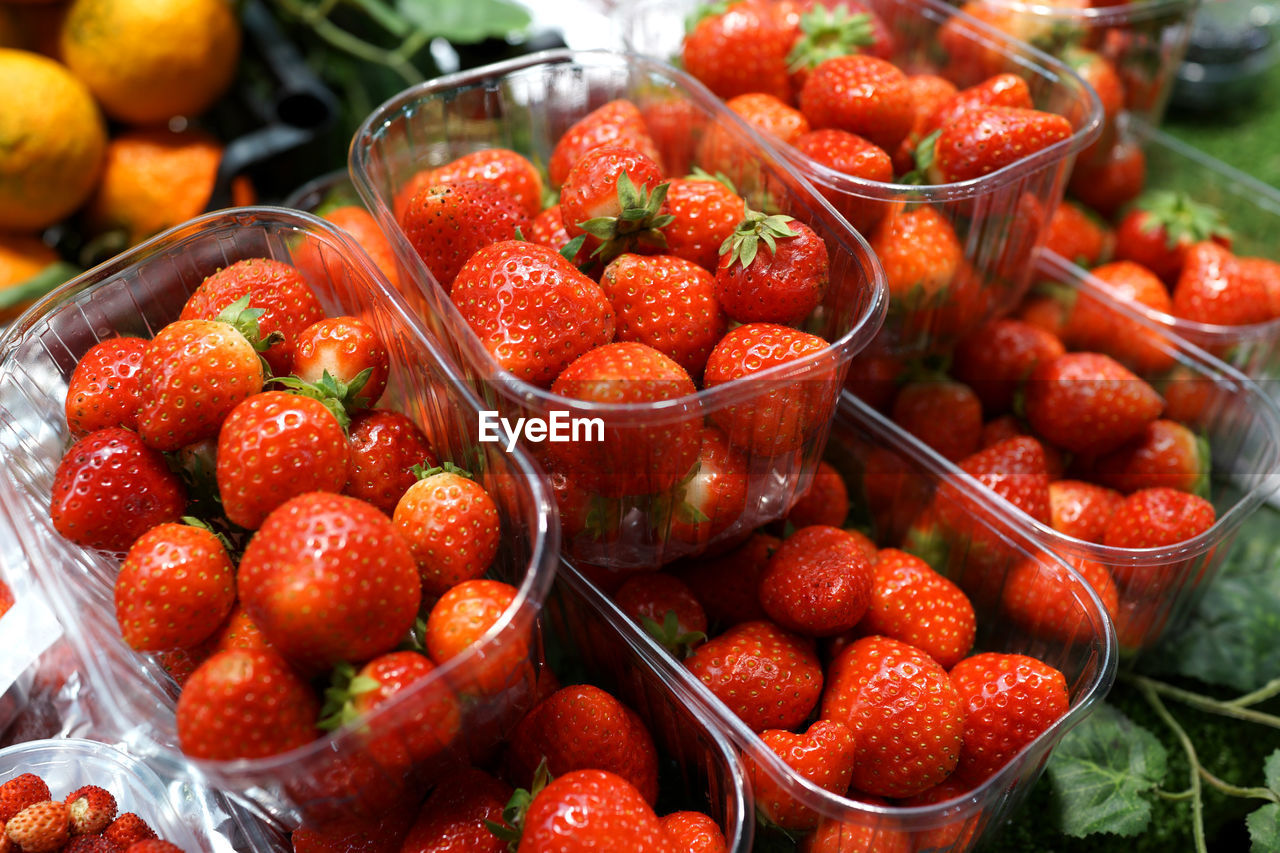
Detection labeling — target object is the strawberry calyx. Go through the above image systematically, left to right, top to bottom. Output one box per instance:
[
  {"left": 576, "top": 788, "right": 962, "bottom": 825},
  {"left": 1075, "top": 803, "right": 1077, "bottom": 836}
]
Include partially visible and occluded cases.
[
  {"left": 685, "top": 0, "right": 729, "bottom": 33},
  {"left": 787, "top": 4, "right": 876, "bottom": 73},
  {"left": 900, "top": 129, "right": 942, "bottom": 185},
  {"left": 686, "top": 166, "right": 739, "bottom": 195},
  {"left": 576, "top": 171, "right": 676, "bottom": 265},
  {"left": 1135, "top": 190, "right": 1233, "bottom": 250},
  {"left": 719, "top": 208, "right": 800, "bottom": 269},
  {"left": 559, "top": 234, "right": 588, "bottom": 263},
  {"left": 1030, "top": 279, "right": 1080, "bottom": 312},
  {"left": 213, "top": 294, "right": 284, "bottom": 358},
  {"left": 267, "top": 374, "right": 355, "bottom": 432},
  {"left": 411, "top": 460, "right": 474, "bottom": 481},
  {"left": 180, "top": 515, "right": 236, "bottom": 554},
  {"left": 640, "top": 609, "right": 707, "bottom": 659},
  {"left": 317, "top": 661, "right": 382, "bottom": 731},
  {"left": 486, "top": 758, "right": 553, "bottom": 850}
]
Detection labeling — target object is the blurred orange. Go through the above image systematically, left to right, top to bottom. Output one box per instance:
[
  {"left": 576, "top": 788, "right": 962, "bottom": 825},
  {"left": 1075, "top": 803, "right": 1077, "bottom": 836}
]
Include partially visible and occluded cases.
[
  {"left": 321, "top": 205, "right": 401, "bottom": 288},
  {"left": 0, "top": 233, "right": 59, "bottom": 322}
]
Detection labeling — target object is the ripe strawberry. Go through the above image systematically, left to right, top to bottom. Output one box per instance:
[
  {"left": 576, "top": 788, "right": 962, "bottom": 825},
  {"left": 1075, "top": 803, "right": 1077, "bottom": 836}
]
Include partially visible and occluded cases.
[
  {"left": 683, "top": 0, "right": 793, "bottom": 103},
  {"left": 784, "top": 0, "right": 895, "bottom": 83},
  {"left": 1065, "top": 48, "right": 1125, "bottom": 164},
  {"left": 799, "top": 54, "right": 915, "bottom": 154},
  {"left": 923, "top": 73, "right": 1033, "bottom": 137},
  {"left": 894, "top": 74, "right": 959, "bottom": 173},
  {"left": 723, "top": 92, "right": 811, "bottom": 145},
  {"left": 548, "top": 100, "right": 663, "bottom": 188},
  {"left": 928, "top": 107, "right": 1072, "bottom": 184},
  {"left": 792, "top": 129, "right": 893, "bottom": 232},
  {"left": 1068, "top": 139, "right": 1146, "bottom": 219},
  {"left": 560, "top": 146, "right": 672, "bottom": 265},
  {"left": 427, "top": 148, "right": 543, "bottom": 219},
  {"left": 662, "top": 177, "right": 746, "bottom": 272},
  {"left": 400, "top": 179, "right": 529, "bottom": 293},
  {"left": 1114, "top": 191, "right": 1232, "bottom": 286},
  {"left": 1044, "top": 200, "right": 1114, "bottom": 267},
  {"left": 526, "top": 204, "right": 587, "bottom": 265},
  {"left": 319, "top": 205, "right": 401, "bottom": 289},
  {"left": 867, "top": 205, "right": 962, "bottom": 308},
  {"left": 714, "top": 210, "right": 828, "bottom": 325},
  {"left": 451, "top": 240, "right": 615, "bottom": 386},
  {"left": 1173, "top": 241, "right": 1272, "bottom": 326},
  {"left": 598, "top": 253, "right": 727, "bottom": 380},
  {"left": 1240, "top": 256, "right": 1280, "bottom": 318},
  {"left": 180, "top": 258, "right": 324, "bottom": 377},
  {"left": 1066, "top": 260, "right": 1175, "bottom": 375},
  {"left": 137, "top": 313, "right": 266, "bottom": 451},
  {"left": 290, "top": 316, "right": 390, "bottom": 410},
  {"left": 952, "top": 318, "right": 1064, "bottom": 414},
  {"left": 702, "top": 323, "right": 836, "bottom": 455},
  {"left": 65, "top": 336, "right": 148, "bottom": 435},
  {"left": 842, "top": 352, "right": 904, "bottom": 411},
  {"left": 1024, "top": 352, "right": 1164, "bottom": 456},
  {"left": 890, "top": 378, "right": 982, "bottom": 462},
  {"left": 344, "top": 409, "right": 437, "bottom": 516},
  {"left": 1089, "top": 418, "right": 1208, "bottom": 495},
  {"left": 660, "top": 424, "right": 750, "bottom": 551},
  {"left": 50, "top": 427, "right": 187, "bottom": 551},
  {"left": 936, "top": 436, "right": 1052, "bottom": 533},
  {"left": 860, "top": 445, "right": 931, "bottom": 543},
  {"left": 787, "top": 460, "right": 849, "bottom": 529},
  {"left": 392, "top": 465, "right": 500, "bottom": 597},
  {"left": 1047, "top": 480, "right": 1123, "bottom": 542},
  {"left": 1104, "top": 488, "right": 1216, "bottom": 589},
  {"left": 238, "top": 492, "right": 421, "bottom": 671},
  {"left": 114, "top": 522, "right": 236, "bottom": 651},
  {"left": 759, "top": 525, "right": 874, "bottom": 637},
  {"left": 673, "top": 532, "right": 779, "bottom": 629},
  {"left": 858, "top": 548, "right": 976, "bottom": 669},
  {"left": 1001, "top": 554, "right": 1119, "bottom": 643},
  {"left": 615, "top": 573, "right": 708, "bottom": 656},
  {"left": 0, "top": 578, "right": 11, "bottom": 620},
  {"left": 424, "top": 579, "right": 525, "bottom": 695},
  {"left": 208, "top": 602, "right": 271, "bottom": 654},
  {"left": 684, "top": 619, "right": 823, "bottom": 732},
  {"left": 820, "top": 635, "right": 963, "bottom": 797},
  {"left": 155, "top": 647, "right": 208, "bottom": 687},
  {"left": 949, "top": 652, "right": 1069, "bottom": 785},
  {"left": 507, "top": 684, "right": 660, "bottom": 805},
  {"left": 750, "top": 720, "right": 856, "bottom": 830},
  {"left": 398, "top": 767, "right": 511, "bottom": 853},
  {"left": 515, "top": 769, "right": 669, "bottom": 853},
  {"left": 0, "top": 775, "right": 50, "bottom": 824},
  {"left": 896, "top": 777, "right": 981, "bottom": 849},
  {"left": 6, "top": 800, "right": 70, "bottom": 852},
  {"left": 659, "top": 811, "right": 726, "bottom": 853},
  {"left": 103, "top": 814, "right": 156, "bottom": 849},
  {"left": 801, "top": 815, "right": 912, "bottom": 853},
  {"left": 65, "top": 836, "right": 123, "bottom": 853},
  {"left": 122, "top": 842, "right": 183, "bottom": 853}
]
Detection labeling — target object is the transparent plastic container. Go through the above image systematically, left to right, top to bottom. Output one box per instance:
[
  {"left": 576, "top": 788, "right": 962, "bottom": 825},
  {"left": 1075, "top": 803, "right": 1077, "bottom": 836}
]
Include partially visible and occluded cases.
[
  {"left": 622, "top": 0, "right": 1103, "bottom": 357},
  {"left": 351, "top": 49, "right": 888, "bottom": 569},
  {"left": 1040, "top": 122, "right": 1280, "bottom": 399},
  {"left": 0, "top": 208, "right": 560, "bottom": 831},
  {"left": 561, "top": 395, "right": 1116, "bottom": 852}
]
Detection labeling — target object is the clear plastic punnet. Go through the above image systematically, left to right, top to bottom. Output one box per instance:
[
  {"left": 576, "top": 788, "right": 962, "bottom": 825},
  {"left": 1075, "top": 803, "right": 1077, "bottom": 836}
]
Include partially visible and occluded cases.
[
  {"left": 622, "top": 0, "right": 1103, "bottom": 356},
  {"left": 351, "top": 49, "right": 888, "bottom": 569},
  {"left": 0, "top": 207, "right": 559, "bottom": 831},
  {"left": 560, "top": 394, "right": 1116, "bottom": 852}
]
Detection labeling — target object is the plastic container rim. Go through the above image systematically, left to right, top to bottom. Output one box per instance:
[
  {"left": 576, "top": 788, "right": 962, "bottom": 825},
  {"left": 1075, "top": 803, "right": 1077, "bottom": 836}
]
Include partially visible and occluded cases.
[{"left": 977, "top": 0, "right": 1200, "bottom": 26}]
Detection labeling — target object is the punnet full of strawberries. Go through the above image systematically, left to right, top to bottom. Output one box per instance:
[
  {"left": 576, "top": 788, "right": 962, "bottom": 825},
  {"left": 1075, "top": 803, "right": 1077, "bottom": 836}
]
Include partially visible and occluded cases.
[{"left": 0, "top": 772, "right": 183, "bottom": 853}]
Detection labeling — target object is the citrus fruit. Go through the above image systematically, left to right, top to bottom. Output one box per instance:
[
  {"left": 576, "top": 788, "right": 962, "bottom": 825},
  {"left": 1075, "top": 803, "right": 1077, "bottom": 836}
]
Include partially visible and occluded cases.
[
  {"left": 60, "top": 0, "right": 240, "bottom": 124},
  {"left": 0, "top": 49, "right": 106, "bottom": 230},
  {"left": 85, "top": 127, "right": 254, "bottom": 246},
  {"left": 321, "top": 205, "right": 401, "bottom": 288},
  {"left": 0, "top": 233, "right": 60, "bottom": 322}
]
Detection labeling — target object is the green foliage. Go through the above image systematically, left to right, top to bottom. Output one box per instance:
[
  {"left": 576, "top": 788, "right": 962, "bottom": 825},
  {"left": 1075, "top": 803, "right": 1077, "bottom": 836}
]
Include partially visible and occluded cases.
[
  {"left": 394, "top": 0, "right": 530, "bottom": 42},
  {"left": 1248, "top": 751, "right": 1280, "bottom": 852}
]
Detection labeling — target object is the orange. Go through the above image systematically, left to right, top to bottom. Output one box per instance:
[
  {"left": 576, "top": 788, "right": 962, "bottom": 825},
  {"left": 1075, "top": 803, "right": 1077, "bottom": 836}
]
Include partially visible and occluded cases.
[
  {"left": 60, "top": 0, "right": 240, "bottom": 124},
  {"left": 0, "top": 49, "right": 106, "bottom": 230},
  {"left": 85, "top": 127, "right": 254, "bottom": 246},
  {"left": 321, "top": 206, "right": 401, "bottom": 288},
  {"left": 0, "top": 233, "right": 60, "bottom": 322}
]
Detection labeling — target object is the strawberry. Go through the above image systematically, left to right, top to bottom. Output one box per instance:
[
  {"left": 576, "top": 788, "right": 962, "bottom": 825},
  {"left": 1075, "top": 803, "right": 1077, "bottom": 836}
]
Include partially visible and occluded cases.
[
  {"left": 785, "top": 0, "right": 894, "bottom": 93},
  {"left": 682, "top": 1, "right": 793, "bottom": 103},
  {"left": 1065, "top": 48, "right": 1125, "bottom": 164},
  {"left": 799, "top": 54, "right": 915, "bottom": 154},
  {"left": 923, "top": 73, "right": 1033, "bottom": 137},
  {"left": 894, "top": 74, "right": 958, "bottom": 173},
  {"left": 720, "top": 93, "right": 811, "bottom": 146},
  {"left": 548, "top": 100, "right": 663, "bottom": 188},
  {"left": 927, "top": 107, "right": 1072, "bottom": 184},
  {"left": 791, "top": 129, "right": 893, "bottom": 232},
  {"left": 1068, "top": 140, "right": 1146, "bottom": 219},
  {"left": 560, "top": 145, "right": 671, "bottom": 260},
  {"left": 427, "top": 148, "right": 543, "bottom": 219},
  {"left": 662, "top": 177, "right": 746, "bottom": 272},
  {"left": 400, "top": 179, "right": 529, "bottom": 293},
  {"left": 1114, "top": 191, "right": 1232, "bottom": 286},
  {"left": 1043, "top": 200, "right": 1114, "bottom": 267},
  {"left": 319, "top": 205, "right": 401, "bottom": 289},
  {"left": 526, "top": 205, "right": 586, "bottom": 265},
  {"left": 867, "top": 205, "right": 962, "bottom": 308},
  {"left": 714, "top": 210, "right": 828, "bottom": 325},
  {"left": 451, "top": 240, "right": 615, "bottom": 386},
  {"left": 1173, "top": 241, "right": 1272, "bottom": 326},
  {"left": 598, "top": 253, "right": 727, "bottom": 380},
  {"left": 1240, "top": 256, "right": 1280, "bottom": 318},
  {"left": 180, "top": 258, "right": 324, "bottom": 377},
  {"left": 1065, "top": 260, "right": 1175, "bottom": 375},
  {"left": 290, "top": 316, "right": 390, "bottom": 410},
  {"left": 951, "top": 318, "right": 1064, "bottom": 415},
  {"left": 702, "top": 323, "right": 836, "bottom": 455},
  {"left": 64, "top": 336, "right": 148, "bottom": 435},
  {"left": 842, "top": 352, "right": 903, "bottom": 411},
  {"left": 1024, "top": 352, "right": 1164, "bottom": 456},
  {"left": 890, "top": 378, "right": 982, "bottom": 462},
  {"left": 216, "top": 391, "right": 349, "bottom": 530},
  {"left": 344, "top": 409, "right": 438, "bottom": 516},
  {"left": 1089, "top": 418, "right": 1208, "bottom": 495},
  {"left": 660, "top": 424, "right": 750, "bottom": 550},
  {"left": 50, "top": 427, "right": 187, "bottom": 551},
  {"left": 937, "top": 436, "right": 1052, "bottom": 531},
  {"left": 860, "top": 445, "right": 931, "bottom": 544},
  {"left": 786, "top": 459, "right": 849, "bottom": 529},
  {"left": 392, "top": 465, "right": 500, "bottom": 597},
  {"left": 1047, "top": 480, "right": 1123, "bottom": 541},
  {"left": 1103, "top": 488, "right": 1216, "bottom": 589},
  {"left": 237, "top": 492, "right": 421, "bottom": 671},
  {"left": 114, "top": 522, "right": 236, "bottom": 651},
  {"left": 759, "top": 525, "right": 874, "bottom": 637},
  {"left": 673, "top": 533, "right": 779, "bottom": 629},
  {"left": 858, "top": 548, "right": 976, "bottom": 669},
  {"left": 1001, "top": 554, "right": 1119, "bottom": 643},
  {"left": 614, "top": 573, "right": 708, "bottom": 656},
  {"left": 0, "top": 579, "right": 11, "bottom": 620},
  {"left": 424, "top": 579, "right": 525, "bottom": 695},
  {"left": 208, "top": 602, "right": 271, "bottom": 654},
  {"left": 684, "top": 619, "right": 823, "bottom": 732},
  {"left": 819, "top": 635, "right": 963, "bottom": 797},
  {"left": 154, "top": 647, "right": 208, "bottom": 687},
  {"left": 175, "top": 648, "right": 318, "bottom": 760},
  {"left": 949, "top": 652, "right": 1069, "bottom": 785},
  {"left": 506, "top": 684, "right": 660, "bottom": 805},
  {"left": 749, "top": 720, "right": 856, "bottom": 830},
  {"left": 398, "top": 767, "right": 511, "bottom": 853},
  {"left": 513, "top": 769, "right": 670, "bottom": 853},
  {"left": 0, "top": 775, "right": 50, "bottom": 824},
  {"left": 896, "top": 777, "right": 981, "bottom": 849},
  {"left": 6, "top": 800, "right": 70, "bottom": 852},
  {"left": 659, "top": 811, "right": 726, "bottom": 853},
  {"left": 103, "top": 815, "right": 156, "bottom": 849},
  {"left": 801, "top": 815, "right": 911, "bottom": 853},
  {"left": 65, "top": 836, "right": 123, "bottom": 853},
  {"left": 122, "top": 842, "right": 183, "bottom": 853}
]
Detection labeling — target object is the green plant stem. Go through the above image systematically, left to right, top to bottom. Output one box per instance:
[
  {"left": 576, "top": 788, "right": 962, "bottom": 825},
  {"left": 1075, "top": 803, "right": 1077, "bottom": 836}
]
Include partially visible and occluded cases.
[
  {"left": 275, "top": 0, "right": 424, "bottom": 84},
  {"left": 346, "top": 0, "right": 412, "bottom": 38},
  {"left": 392, "top": 27, "right": 434, "bottom": 63},
  {"left": 1124, "top": 674, "right": 1280, "bottom": 730},
  {"left": 1224, "top": 677, "right": 1280, "bottom": 709},
  {"left": 1139, "top": 681, "right": 1209, "bottom": 853},
  {"left": 1198, "top": 766, "right": 1280, "bottom": 804},
  {"left": 1156, "top": 787, "right": 1197, "bottom": 802}
]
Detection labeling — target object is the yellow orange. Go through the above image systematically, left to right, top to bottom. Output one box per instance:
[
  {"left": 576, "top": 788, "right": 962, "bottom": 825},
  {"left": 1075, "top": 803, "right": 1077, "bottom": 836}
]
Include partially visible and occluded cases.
[{"left": 0, "top": 233, "right": 60, "bottom": 322}]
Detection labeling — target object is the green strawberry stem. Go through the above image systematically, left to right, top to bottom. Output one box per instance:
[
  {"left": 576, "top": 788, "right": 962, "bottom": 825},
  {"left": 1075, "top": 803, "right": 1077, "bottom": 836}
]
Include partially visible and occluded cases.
[
  {"left": 684, "top": 0, "right": 729, "bottom": 33},
  {"left": 787, "top": 3, "right": 875, "bottom": 72},
  {"left": 899, "top": 130, "right": 941, "bottom": 186},
  {"left": 685, "top": 166, "right": 739, "bottom": 195},
  {"left": 577, "top": 171, "right": 675, "bottom": 265},
  {"left": 1135, "top": 190, "right": 1233, "bottom": 249},
  {"left": 719, "top": 208, "right": 799, "bottom": 269},
  {"left": 214, "top": 294, "right": 284, "bottom": 357},
  {"left": 267, "top": 374, "right": 355, "bottom": 432},
  {"left": 411, "top": 460, "right": 474, "bottom": 481},
  {"left": 640, "top": 610, "right": 707, "bottom": 658},
  {"left": 317, "top": 661, "right": 382, "bottom": 731},
  {"left": 486, "top": 758, "right": 553, "bottom": 850}
]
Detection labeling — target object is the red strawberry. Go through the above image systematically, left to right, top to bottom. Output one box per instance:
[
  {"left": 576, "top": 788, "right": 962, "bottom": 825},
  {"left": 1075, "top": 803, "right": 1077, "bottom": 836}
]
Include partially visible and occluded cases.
[
  {"left": 785, "top": 0, "right": 895, "bottom": 93},
  {"left": 682, "top": 1, "right": 793, "bottom": 103},
  {"left": 1065, "top": 48, "right": 1125, "bottom": 163},
  {"left": 799, "top": 54, "right": 915, "bottom": 154},
  {"left": 894, "top": 73, "right": 959, "bottom": 173},
  {"left": 923, "top": 73, "right": 1032, "bottom": 137},
  {"left": 723, "top": 92, "right": 811, "bottom": 145},
  {"left": 548, "top": 100, "right": 663, "bottom": 188},
  {"left": 928, "top": 107, "right": 1072, "bottom": 184},
  {"left": 792, "top": 129, "right": 893, "bottom": 232},
  {"left": 1068, "top": 140, "right": 1146, "bottom": 219},
  {"left": 560, "top": 145, "right": 672, "bottom": 265},
  {"left": 427, "top": 148, "right": 543, "bottom": 219},
  {"left": 662, "top": 177, "right": 746, "bottom": 272},
  {"left": 400, "top": 179, "right": 529, "bottom": 293},
  {"left": 1114, "top": 191, "right": 1232, "bottom": 286},
  {"left": 1044, "top": 201, "right": 1114, "bottom": 267},
  {"left": 526, "top": 204, "right": 587, "bottom": 265},
  {"left": 867, "top": 204, "right": 962, "bottom": 308},
  {"left": 319, "top": 205, "right": 401, "bottom": 289},
  {"left": 714, "top": 210, "right": 828, "bottom": 326},
  {"left": 451, "top": 240, "right": 615, "bottom": 386},
  {"left": 1173, "top": 241, "right": 1272, "bottom": 326},
  {"left": 598, "top": 254, "right": 727, "bottom": 380},
  {"left": 1240, "top": 256, "right": 1280, "bottom": 318},
  {"left": 180, "top": 258, "right": 324, "bottom": 377},
  {"left": 1065, "top": 260, "right": 1176, "bottom": 375},
  {"left": 290, "top": 316, "right": 390, "bottom": 410},
  {"left": 952, "top": 318, "right": 1065, "bottom": 415},
  {"left": 702, "top": 323, "right": 837, "bottom": 455},
  {"left": 64, "top": 336, "right": 148, "bottom": 435},
  {"left": 842, "top": 352, "right": 904, "bottom": 411},
  {"left": 1024, "top": 352, "right": 1164, "bottom": 456},
  {"left": 890, "top": 378, "right": 982, "bottom": 462},
  {"left": 344, "top": 409, "right": 438, "bottom": 516},
  {"left": 1089, "top": 418, "right": 1207, "bottom": 495},
  {"left": 660, "top": 424, "right": 750, "bottom": 551},
  {"left": 50, "top": 427, "right": 187, "bottom": 551},
  {"left": 936, "top": 436, "right": 1052, "bottom": 531},
  {"left": 860, "top": 445, "right": 931, "bottom": 543},
  {"left": 786, "top": 460, "right": 849, "bottom": 529},
  {"left": 392, "top": 465, "right": 500, "bottom": 597},
  {"left": 1047, "top": 480, "right": 1123, "bottom": 541},
  {"left": 1103, "top": 488, "right": 1216, "bottom": 588},
  {"left": 237, "top": 492, "right": 421, "bottom": 671},
  {"left": 114, "top": 522, "right": 236, "bottom": 651},
  {"left": 759, "top": 525, "right": 874, "bottom": 637},
  {"left": 673, "top": 533, "right": 779, "bottom": 629},
  {"left": 858, "top": 548, "right": 976, "bottom": 669},
  {"left": 1001, "top": 554, "right": 1119, "bottom": 643},
  {"left": 615, "top": 573, "right": 708, "bottom": 656},
  {"left": 0, "top": 578, "right": 11, "bottom": 620},
  {"left": 424, "top": 579, "right": 525, "bottom": 695},
  {"left": 208, "top": 602, "right": 271, "bottom": 654},
  {"left": 684, "top": 620, "right": 823, "bottom": 732},
  {"left": 819, "top": 635, "right": 963, "bottom": 797},
  {"left": 154, "top": 647, "right": 208, "bottom": 687},
  {"left": 949, "top": 652, "right": 1069, "bottom": 785},
  {"left": 507, "top": 684, "right": 660, "bottom": 805},
  {"left": 749, "top": 720, "right": 856, "bottom": 830},
  {"left": 398, "top": 767, "right": 511, "bottom": 853},
  {"left": 515, "top": 769, "right": 669, "bottom": 853},
  {"left": 0, "top": 775, "right": 50, "bottom": 824},
  {"left": 896, "top": 777, "right": 981, "bottom": 849},
  {"left": 6, "top": 800, "right": 70, "bottom": 852},
  {"left": 659, "top": 811, "right": 726, "bottom": 853},
  {"left": 102, "top": 815, "right": 155, "bottom": 849},
  {"left": 801, "top": 815, "right": 911, "bottom": 853},
  {"left": 65, "top": 836, "right": 123, "bottom": 853},
  {"left": 122, "top": 842, "right": 183, "bottom": 853}
]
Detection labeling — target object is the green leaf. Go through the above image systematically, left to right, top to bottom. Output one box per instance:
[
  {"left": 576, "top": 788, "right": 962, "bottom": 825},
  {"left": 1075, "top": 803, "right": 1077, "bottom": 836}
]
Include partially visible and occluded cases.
[
  {"left": 393, "top": 0, "right": 531, "bottom": 43},
  {"left": 1046, "top": 702, "right": 1169, "bottom": 838},
  {"left": 1249, "top": 805, "right": 1280, "bottom": 853}
]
